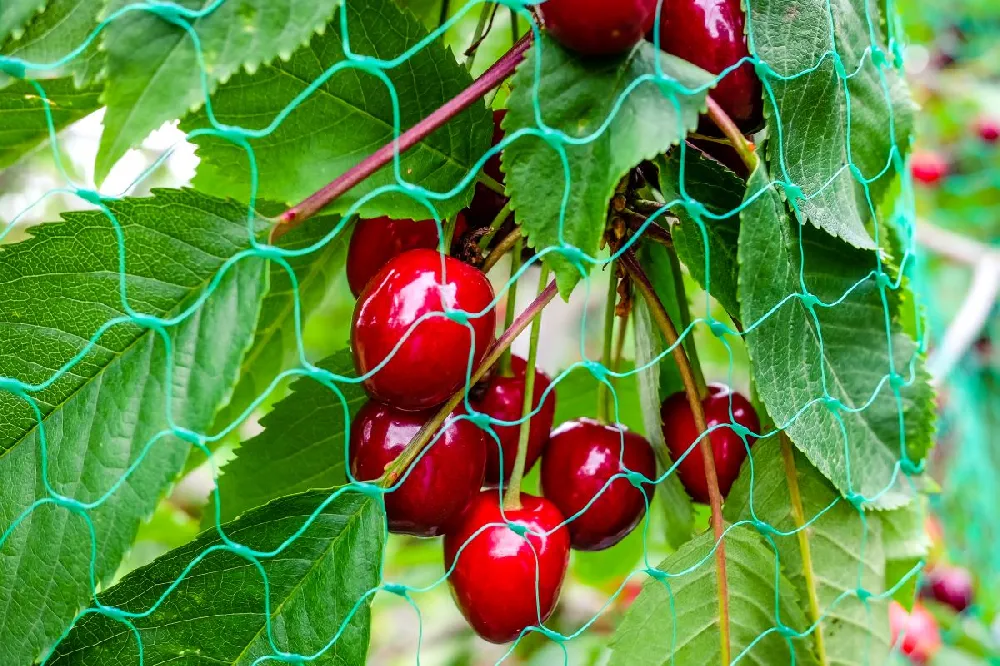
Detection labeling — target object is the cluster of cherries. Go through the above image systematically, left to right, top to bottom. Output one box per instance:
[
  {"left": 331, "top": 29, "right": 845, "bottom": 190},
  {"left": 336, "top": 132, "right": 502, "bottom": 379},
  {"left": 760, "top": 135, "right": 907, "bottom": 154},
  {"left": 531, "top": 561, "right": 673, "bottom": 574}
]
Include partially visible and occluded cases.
[
  {"left": 342, "top": 0, "right": 767, "bottom": 644},
  {"left": 910, "top": 115, "right": 1000, "bottom": 187}
]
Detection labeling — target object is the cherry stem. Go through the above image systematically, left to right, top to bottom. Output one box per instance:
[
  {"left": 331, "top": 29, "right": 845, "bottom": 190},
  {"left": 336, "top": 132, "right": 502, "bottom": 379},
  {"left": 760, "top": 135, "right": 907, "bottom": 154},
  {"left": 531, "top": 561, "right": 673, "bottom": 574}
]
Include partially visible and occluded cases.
[
  {"left": 464, "top": 1, "right": 499, "bottom": 67},
  {"left": 271, "top": 33, "right": 532, "bottom": 242},
  {"left": 705, "top": 96, "right": 758, "bottom": 173},
  {"left": 477, "top": 172, "right": 505, "bottom": 196},
  {"left": 478, "top": 202, "right": 513, "bottom": 251},
  {"left": 441, "top": 215, "right": 457, "bottom": 256},
  {"left": 481, "top": 226, "right": 522, "bottom": 273},
  {"left": 498, "top": 236, "right": 523, "bottom": 377},
  {"left": 619, "top": 247, "right": 731, "bottom": 664},
  {"left": 595, "top": 261, "right": 618, "bottom": 424},
  {"left": 503, "top": 264, "right": 549, "bottom": 510},
  {"left": 381, "top": 277, "right": 559, "bottom": 487},
  {"left": 613, "top": 289, "right": 630, "bottom": 374},
  {"left": 780, "top": 434, "right": 828, "bottom": 664}
]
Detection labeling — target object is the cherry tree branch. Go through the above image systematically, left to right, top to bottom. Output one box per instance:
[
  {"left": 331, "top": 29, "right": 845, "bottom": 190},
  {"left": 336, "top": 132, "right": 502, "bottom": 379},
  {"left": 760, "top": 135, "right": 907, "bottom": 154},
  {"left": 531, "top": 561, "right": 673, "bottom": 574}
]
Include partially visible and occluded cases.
[{"left": 271, "top": 34, "right": 532, "bottom": 242}]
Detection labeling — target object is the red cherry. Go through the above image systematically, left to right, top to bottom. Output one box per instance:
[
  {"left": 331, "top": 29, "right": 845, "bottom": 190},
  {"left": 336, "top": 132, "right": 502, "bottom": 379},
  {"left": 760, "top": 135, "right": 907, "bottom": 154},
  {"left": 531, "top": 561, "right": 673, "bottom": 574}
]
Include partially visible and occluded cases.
[
  {"left": 539, "top": 0, "right": 659, "bottom": 56},
  {"left": 655, "top": 0, "right": 763, "bottom": 132},
  {"left": 467, "top": 110, "right": 510, "bottom": 228},
  {"left": 975, "top": 116, "right": 1000, "bottom": 144},
  {"left": 910, "top": 151, "right": 949, "bottom": 186},
  {"left": 346, "top": 217, "right": 440, "bottom": 297},
  {"left": 352, "top": 249, "right": 496, "bottom": 411},
  {"left": 471, "top": 355, "right": 556, "bottom": 486},
  {"left": 660, "top": 384, "right": 759, "bottom": 503},
  {"left": 349, "top": 401, "right": 486, "bottom": 536},
  {"left": 541, "top": 418, "right": 657, "bottom": 551},
  {"left": 444, "top": 491, "right": 570, "bottom": 643},
  {"left": 922, "top": 564, "right": 974, "bottom": 613},
  {"left": 889, "top": 601, "right": 942, "bottom": 664}
]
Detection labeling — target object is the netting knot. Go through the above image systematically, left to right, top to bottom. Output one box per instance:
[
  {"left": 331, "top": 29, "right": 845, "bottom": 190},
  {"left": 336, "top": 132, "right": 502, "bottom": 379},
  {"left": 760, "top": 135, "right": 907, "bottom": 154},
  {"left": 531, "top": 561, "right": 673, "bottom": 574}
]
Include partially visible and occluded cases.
[
  {"left": 145, "top": 1, "right": 193, "bottom": 28},
  {"left": 871, "top": 45, "right": 888, "bottom": 68},
  {"left": 832, "top": 56, "right": 848, "bottom": 80},
  {"left": 0, "top": 57, "right": 26, "bottom": 79},
  {"left": 781, "top": 182, "right": 804, "bottom": 203},
  {"left": 74, "top": 188, "right": 104, "bottom": 207},
  {"left": 682, "top": 200, "right": 708, "bottom": 219},
  {"left": 875, "top": 271, "right": 894, "bottom": 290},
  {"left": 798, "top": 293, "right": 820, "bottom": 310},
  {"left": 443, "top": 309, "right": 470, "bottom": 326},
  {"left": 129, "top": 313, "right": 164, "bottom": 330},
  {"left": 708, "top": 318, "right": 730, "bottom": 338},
  {"left": 583, "top": 359, "right": 610, "bottom": 382},
  {"left": 888, "top": 372, "right": 906, "bottom": 391},
  {"left": 0, "top": 377, "right": 25, "bottom": 395},
  {"left": 823, "top": 395, "right": 842, "bottom": 413},
  {"left": 463, "top": 410, "right": 493, "bottom": 430},
  {"left": 729, "top": 422, "right": 753, "bottom": 440},
  {"left": 171, "top": 426, "right": 202, "bottom": 446},
  {"left": 899, "top": 457, "right": 924, "bottom": 476},
  {"left": 625, "top": 470, "right": 649, "bottom": 489},
  {"left": 350, "top": 481, "right": 385, "bottom": 500},
  {"left": 845, "top": 492, "right": 866, "bottom": 510},
  {"left": 752, "top": 519, "right": 777, "bottom": 537},
  {"left": 507, "top": 522, "right": 530, "bottom": 538},
  {"left": 645, "top": 567, "right": 668, "bottom": 582},
  {"left": 383, "top": 582, "right": 408, "bottom": 597},
  {"left": 855, "top": 587, "right": 873, "bottom": 603},
  {"left": 776, "top": 623, "right": 799, "bottom": 639},
  {"left": 533, "top": 625, "right": 565, "bottom": 642}
]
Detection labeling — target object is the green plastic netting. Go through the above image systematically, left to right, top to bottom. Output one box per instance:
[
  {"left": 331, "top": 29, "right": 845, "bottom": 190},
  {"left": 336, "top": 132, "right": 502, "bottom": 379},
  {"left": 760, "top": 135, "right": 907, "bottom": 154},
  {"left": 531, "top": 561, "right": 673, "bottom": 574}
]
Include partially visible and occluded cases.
[{"left": 0, "top": 0, "right": 939, "bottom": 663}]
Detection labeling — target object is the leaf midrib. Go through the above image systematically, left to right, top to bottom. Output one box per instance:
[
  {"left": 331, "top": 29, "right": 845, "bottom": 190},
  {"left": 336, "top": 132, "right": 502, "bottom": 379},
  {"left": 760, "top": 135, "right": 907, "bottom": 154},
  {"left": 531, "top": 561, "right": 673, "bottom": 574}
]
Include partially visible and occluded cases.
[{"left": 0, "top": 230, "right": 256, "bottom": 463}]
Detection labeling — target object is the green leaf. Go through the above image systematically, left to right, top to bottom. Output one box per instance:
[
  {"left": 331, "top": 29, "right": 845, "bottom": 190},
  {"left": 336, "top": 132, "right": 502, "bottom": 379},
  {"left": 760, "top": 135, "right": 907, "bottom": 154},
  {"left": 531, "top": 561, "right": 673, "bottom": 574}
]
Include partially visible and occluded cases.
[
  {"left": 0, "top": 0, "right": 102, "bottom": 87},
  {"left": 0, "top": 0, "right": 47, "bottom": 44},
  {"left": 96, "top": 0, "right": 342, "bottom": 183},
  {"left": 184, "top": 0, "right": 492, "bottom": 221},
  {"left": 751, "top": 0, "right": 914, "bottom": 249},
  {"left": 502, "top": 36, "right": 711, "bottom": 298},
  {"left": 0, "top": 76, "right": 100, "bottom": 170},
  {"left": 656, "top": 147, "right": 745, "bottom": 317},
  {"left": 738, "top": 164, "right": 934, "bottom": 509},
  {"left": 0, "top": 189, "right": 269, "bottom": 664},
  {"left": 211, "top": 212, "right": 348, "bottom": 435},
  {"left": 632, "top": 242, "right": 697, "bottom": 548},
  {"left": 213, "top": 350, "right": 366, "bottom": 525},
  {"left": 552, "top": 361, "right": 645, "bottom": 435},
  {"left": 725, "top": 437, "right": 894, "bottom": 665},
  {"left": 47, "top": 490, "right": 384, "bottom": 665},
  {"left": 878, "top": 498, "right": 930, "bottom": 605},
  {"left": 607, "top": 524, "right": 817, "bottom": 665}
]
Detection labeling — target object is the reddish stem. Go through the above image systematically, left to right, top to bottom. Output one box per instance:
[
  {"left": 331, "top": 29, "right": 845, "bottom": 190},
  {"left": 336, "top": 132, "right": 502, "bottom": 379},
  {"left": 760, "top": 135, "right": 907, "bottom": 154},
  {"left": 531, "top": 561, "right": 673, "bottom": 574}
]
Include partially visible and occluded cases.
[{"left": 271, "top": 34, "right": 533, "bottom": 242}]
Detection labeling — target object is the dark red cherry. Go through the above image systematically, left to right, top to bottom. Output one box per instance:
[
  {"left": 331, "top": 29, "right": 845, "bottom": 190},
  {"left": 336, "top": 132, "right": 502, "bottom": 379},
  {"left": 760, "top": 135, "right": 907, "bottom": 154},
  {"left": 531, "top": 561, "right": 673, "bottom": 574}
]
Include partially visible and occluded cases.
[
  {"left": 539, "top": 0, "right": 659, "bottom": 56},
  {"left": 656, "top": 0, "right": 763, "bottom": 132},
  {"left": 975, "top": 116, "right": 1000, "bottom": 144},
  {"left": 910, "top": 151, "right": 949, "bottom": 186},
  {"left": 346, "top": 214, "right": 469, "bottom": 297},
  {"left": 352, "top": 249, "right": 497, "bottom": 411},
  {"left": 471, "top": 355, "right": 556, "bottom": 486},
  {"left": 660, "top": 383, "right": 759, "bottom": 503},
  {"left": 349, "top": 401, "right": 486, "bottom": 536},
  {"left": 541, "top": 418, "right": 657, "bottom": 551},
  {"left": 444, "top": 491, "right": 570, "bottom": 643},
  {"left": 922, "top": 564, "right": 974, "bottom": 613},
  {"left": 889, "top": 601, "right": 941, "bottom": 664}
]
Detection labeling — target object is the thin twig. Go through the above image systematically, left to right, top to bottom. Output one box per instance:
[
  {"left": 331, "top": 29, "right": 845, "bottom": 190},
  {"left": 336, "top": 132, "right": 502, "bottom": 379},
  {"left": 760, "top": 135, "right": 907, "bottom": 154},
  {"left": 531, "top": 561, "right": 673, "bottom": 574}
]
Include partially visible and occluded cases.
[
  {"left": 271, "top": 34, "right": 532, "bottom": 241},
  {"left": 705, "top": 96, "right": 758, "bottom": 173},
  {"left": 917, "top": 221, "right": 996, "bottom": 265},
  {"left": 481, "top": 227, "right": 523, "bottom": 273},
  {"left": 619, "top": 247, "right": 731, "bottom": 664},
  {"left": 928, "top": 256, "right": 1000, "bottom": 380},
  {"left": 596, "top": 262, "right": 618, "bottom": 423},
  {"left": 382, "top": 280, "right": 559, "bottom": 486}
]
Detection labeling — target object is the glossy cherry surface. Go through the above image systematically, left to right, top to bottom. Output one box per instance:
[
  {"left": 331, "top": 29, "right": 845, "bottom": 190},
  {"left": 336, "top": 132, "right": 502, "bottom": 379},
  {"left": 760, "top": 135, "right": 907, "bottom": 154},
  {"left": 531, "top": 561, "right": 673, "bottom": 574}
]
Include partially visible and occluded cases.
[
  {"left": 539, "top": 0, "right": 659, "bottom": 56},
  {"left": 655, "top": 0, "right": 763, "bottom": 131},
  {"left": 976, "top": 116, "right": 1000, "bottom": 144},
  {"left": 910, "top": 151, "right": 949, "bottom": 186},
  {"left": 346, "top": 216, "right": 441, "bottom": 297},
  {"left": 352, "top": 249, "right": 496, "bottom": 411},
  {"left": 471, "top": 355, "right": 556, "bottom": 486},
  {"left": 660, "top": 383, "right": 759, "bottom": 503},
  {"left": 349, "top": 401, "right": 486, "bottom": 536},
  {"left": 541, "top": 418, "right": 656, "bottom": 551},
  {"left": 444, "top": 491, "right": 570, "bottom": 643},
  {"left": 922, "top": 564, "right": 974, "bottom": 613},
  {"left": 889, "top": 601, "right": 942, "bottom": 664}
]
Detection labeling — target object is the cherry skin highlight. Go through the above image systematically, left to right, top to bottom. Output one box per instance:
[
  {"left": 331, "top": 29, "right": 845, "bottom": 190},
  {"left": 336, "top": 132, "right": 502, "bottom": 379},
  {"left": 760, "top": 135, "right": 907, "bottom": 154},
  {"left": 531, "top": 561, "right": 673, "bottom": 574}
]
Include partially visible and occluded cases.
[
  {"left": 539, "top": 0, "right": 659, "bottom": 56},
  {"left": 655, "top": 0, "right": 763, "bottom": 132},
  {"left": 910, "top": 151, "right": 949, "bottom": 186},
  {"left": 351, "top": 249, "right": 496, "bottom": 411},
  {"left": 471, "top": 355, "right": 556, "bottom": 487},
  {"left": 660, "top": 383, "right": 759, "bottom": 503},
  {"left": 349, "top": 401, "right": 486, "bottom": 537},
  {"left": 541, "top": 418, "right": 657, "bottom": 551},
  {"left": 444, "top": 491, "right": 570, "bottom": 644},
  {"left": 922, "top": 564, "right": 974, "bottom": 613},
  {"left": 889, "top": 601, "right": 942, "bottom": 664}
]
